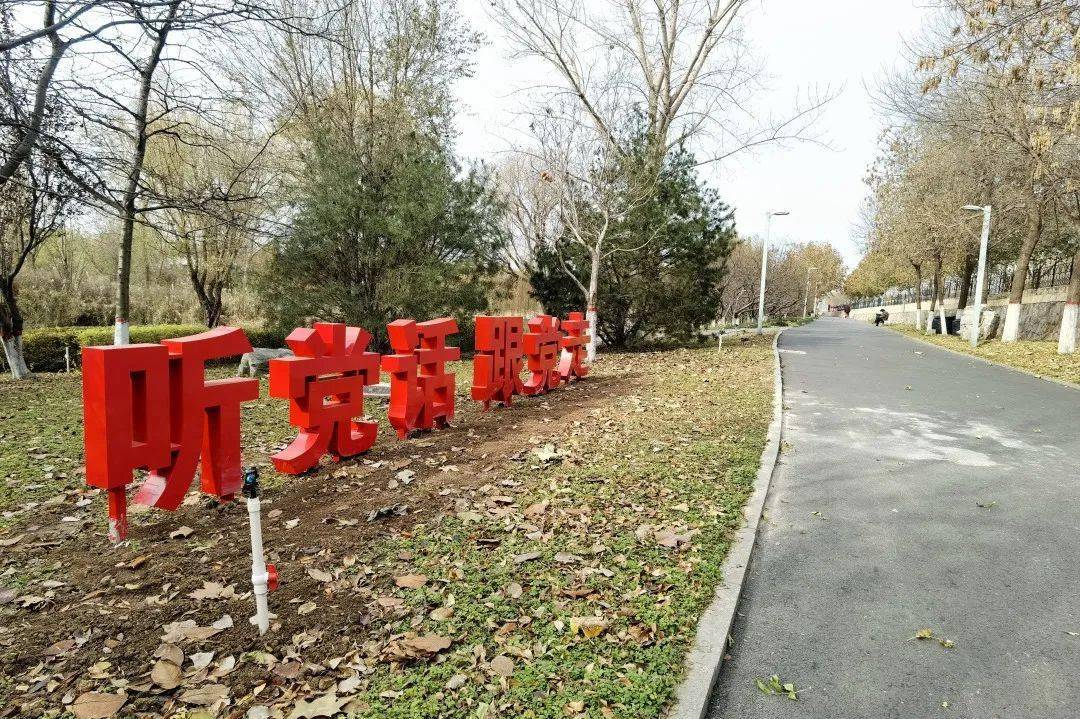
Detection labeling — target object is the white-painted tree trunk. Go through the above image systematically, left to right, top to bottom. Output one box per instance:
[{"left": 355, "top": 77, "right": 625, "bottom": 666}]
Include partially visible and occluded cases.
[
  {"left": 585, "top": 249, "right": 600, "bottom": 362},
  {"left": 1059, "top": 249, "right": 1080, "bottom": 354},
  {"left": 1001, "top": 303, "right": 1021, "bottom": 343},
  {"left": 1058, "top": 303, "right": 1078, "bottom": 354},
  {"left": 939, "top": 305, "right": 947, "bottom": 335},
  {"left": 913, "top": 308, "right": 923, "bottom": 329},
  {"left": 925, "top": 309, "right": 935, "bottom": 334},
  {"left": 114, "top": 320, "right": 130, "bottom": 346},
  {"left": 2, "top": 335, "right": 31, "bottom": 380}
]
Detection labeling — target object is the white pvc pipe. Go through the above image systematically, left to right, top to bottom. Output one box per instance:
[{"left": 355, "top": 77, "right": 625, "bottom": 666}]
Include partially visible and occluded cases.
[{"left": 247, "top": 495, "right": 270, "bottom": 635}]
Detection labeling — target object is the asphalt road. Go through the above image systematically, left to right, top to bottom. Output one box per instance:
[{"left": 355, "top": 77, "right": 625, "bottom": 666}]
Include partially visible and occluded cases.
[{"left": 707, "top": 317, "right": 1080, "bottom": 719}]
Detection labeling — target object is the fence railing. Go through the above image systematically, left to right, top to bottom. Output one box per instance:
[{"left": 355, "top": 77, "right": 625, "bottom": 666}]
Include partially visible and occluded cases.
[{"left": 851, "top": 260, "right": 1074, "bottom": 310}]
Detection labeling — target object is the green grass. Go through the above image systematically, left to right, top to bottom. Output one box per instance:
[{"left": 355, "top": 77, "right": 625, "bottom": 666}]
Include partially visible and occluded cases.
[
  {"left": 887, "top": 324, "right": 1080, "bottom": 385},
  {"left": 344, "top": 345, "right": 774, "bottom": 718},
  {"left": 0, "top": 362, "right": 475, "bottom": 518}
]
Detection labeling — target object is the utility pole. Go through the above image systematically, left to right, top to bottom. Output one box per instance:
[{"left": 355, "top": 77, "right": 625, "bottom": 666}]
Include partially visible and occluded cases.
[
  {"left": 963, "top": 205, "right": 992, "bottom": 348},
  {"left": 757, "top": 210, "right": 790, "bottom": 334}
]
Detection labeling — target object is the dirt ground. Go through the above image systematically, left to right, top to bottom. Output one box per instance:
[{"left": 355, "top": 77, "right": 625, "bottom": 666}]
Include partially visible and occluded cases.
[{"left": 0, "top": 359, "right": 625, "bottom": 716}]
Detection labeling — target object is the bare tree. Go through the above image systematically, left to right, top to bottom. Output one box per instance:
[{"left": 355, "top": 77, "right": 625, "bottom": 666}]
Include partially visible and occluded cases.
[
  {"left": 489, "top": 0, "right": 832, "bottom": 171},
  {"left": 489, "top": 0, "right": 832, "bottom": 353},
  {"left": 4, "top": 2, "right": 320, "bottom": 343},
  {"left": 530, "top": 109, "right": 658, "bottom": 359},
  {"left": 143, "top": 115, "right": 269, "bottom": 326},
  {"left": 0, "top": 152, "right": 74, "bottom": 378},
  {"left": 495, "top": 153, "right": 561, "bottom": 280}
]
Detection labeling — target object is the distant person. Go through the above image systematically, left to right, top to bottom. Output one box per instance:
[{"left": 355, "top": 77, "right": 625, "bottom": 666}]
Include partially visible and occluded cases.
[{"left": 874, "top": 308, "right": 889, "bottom": 326}]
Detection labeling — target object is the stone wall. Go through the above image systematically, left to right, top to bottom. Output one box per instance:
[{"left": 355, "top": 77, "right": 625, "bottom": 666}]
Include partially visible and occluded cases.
[{"left": 850, "top": 286, "right": 1067, "bottom": 340}]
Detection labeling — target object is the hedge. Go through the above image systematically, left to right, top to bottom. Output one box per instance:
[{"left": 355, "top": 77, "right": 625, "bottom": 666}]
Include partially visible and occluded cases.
[{"left": 1, "top": 324, "right": 287, "bottom": 374}]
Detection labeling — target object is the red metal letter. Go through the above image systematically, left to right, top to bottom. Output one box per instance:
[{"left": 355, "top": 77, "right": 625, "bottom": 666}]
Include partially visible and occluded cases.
[
  {"left": 558, "top": 311, "right": 591, "bottom": 382},
  {"left": 522, "top": 314, "right": 562, "bottom": 396},
  {"left": 471, "top": 315, "right": 524, "bottom": 410},
  {"left": 383, "top": 317, "right": 460, "bottom": 438},
  {"left": 269, "top": 322, "right": 381, "bottom": 474},
  {"left": 133, "top": 327, "right": 259, "bottom": 513},
  {"left": 82, "top": 344, "right": 171, "bottom": 541}
]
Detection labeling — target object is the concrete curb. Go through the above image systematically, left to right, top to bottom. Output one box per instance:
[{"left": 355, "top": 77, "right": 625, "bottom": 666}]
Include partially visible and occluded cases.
[
  {"left": 884, "top": 325, "right": 1080, "bottom": 392},
  {"left": 668, "top": 329, "right": 786, "bottom": 719}
]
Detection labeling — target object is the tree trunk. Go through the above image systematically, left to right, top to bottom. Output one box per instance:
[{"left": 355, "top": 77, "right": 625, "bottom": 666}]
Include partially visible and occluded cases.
[
  {"left": 113, "top": 2, "right": 179, "bottom": 346},
  {"left": 0, "top": 6, "right": 65, "bottom": 187},
  {"left": 1002, "top": 196, "right": 1042, "bottom": 342},
  {"left": 1058, "top": 246, "right": 1080, "bottom": 354},
  {"left": 585, "top": 248, "right": 600, "bottom": 361},
  {"left": 957, "top": 254, "right": 975, "bottom": 310},
  {"left": 925, "top": 258, "right": 941, "bottom": 334},
  {"left": 912, "top": 263, "right": 923, "bottom": 329},
  {"left": 0, "top": 281, "right": 31, "bottom": 379}
]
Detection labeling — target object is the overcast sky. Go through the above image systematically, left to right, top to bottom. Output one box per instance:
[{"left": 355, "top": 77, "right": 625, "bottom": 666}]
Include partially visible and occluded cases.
[{"left": 452, "top": 0, "right": 930, "bottom": 268}]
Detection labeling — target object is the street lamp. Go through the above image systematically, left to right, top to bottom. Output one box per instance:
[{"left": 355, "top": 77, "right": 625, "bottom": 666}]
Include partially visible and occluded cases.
[
  {"left": 963, "top": 204, "right": 992, "bottom": 348},
  {"left": 757, "top": 210, "right": 790, "bottom": 334},
  {"left": 803, "top": 265, "right": 819, "bottom": 318}
]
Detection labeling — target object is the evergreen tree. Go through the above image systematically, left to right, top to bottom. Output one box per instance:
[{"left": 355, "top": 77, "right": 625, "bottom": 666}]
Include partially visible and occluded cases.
[{"left": 530, "top": 143, "right": 735, "bottom": 347}]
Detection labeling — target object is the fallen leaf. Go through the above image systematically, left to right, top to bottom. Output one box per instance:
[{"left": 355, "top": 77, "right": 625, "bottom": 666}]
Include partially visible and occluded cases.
[
  {"left": 170, "top": 526, "right": 194, "bottom": 540},
  {"left": 0, "top": 534, "right": 24, "bottom": 547},
  {"left": 513, "top": 552, "right": 542, "bottom": 565},
  {"left": 307, "top": 568, "right": 333, "bottom": 583},
  {"left": 394, "top": 574, "right": 428, "bottom": 589},
  {"left": 189, "top": 581, "right": 237, "bottom": 601},
  {"left": 297, "top": 602, "right": 317, "bottom": 616},
  {"left": 429, "top": 606, "right": 454, "bottom": 621},
  {"left": 569, "top": 616, "right": 608, "bottom": 639},
  {"left": 161, "top": 620, "right": 222, "bottom": 643},
  {"left": 43, "top": 639, "right": 77, "bottom": 657},
  {"left": 154, "top": 643, "right": 184, "bottom": 666},
  {"left": 189, "top": 651, "right": 215, "bottom": 670},
  {"left": 490, "top": 655, "right": 514, "bottom": 677},
  {"left": 151, "top": 659, "right": 182, "bottom": 689},
  {"left": 179, "top": 684, "right": 228, "bottom": 706},
  {"left": 71, "top": 692, "right": 127, "bottom": 719},
  {"left": 287, "top": 693, "right": 350, "bottom": 719}
]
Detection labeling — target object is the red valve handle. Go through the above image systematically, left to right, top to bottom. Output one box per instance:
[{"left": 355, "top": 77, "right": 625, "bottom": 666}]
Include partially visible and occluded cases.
[{"left": 266, "top": 563, "right": 279, "bottom": 592}]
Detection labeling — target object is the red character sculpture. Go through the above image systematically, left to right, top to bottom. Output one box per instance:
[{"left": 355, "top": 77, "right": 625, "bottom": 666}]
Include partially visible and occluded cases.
[
  {"left": 558, "top": 311, "right": 591, "bottom": 382},
  {"left": 522, "top": 314, "right": 562, "bottom": 396},
  {"left": 471, "top": 315, "right": 525, "bottom": 409},
  {"left": 383, "top": 317, "right": 460, "bottom": 438},
  {"left": 269, "top": 323, "right": 381, "bottom": 474},
  {"left": 82, "top": 327, "right": 258, "bottom": 541}
]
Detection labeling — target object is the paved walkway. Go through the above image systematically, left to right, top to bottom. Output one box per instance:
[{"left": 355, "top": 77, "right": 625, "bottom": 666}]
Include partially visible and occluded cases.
[{"left": 708, "top": 317, "right": 1080, "bottom": 719}]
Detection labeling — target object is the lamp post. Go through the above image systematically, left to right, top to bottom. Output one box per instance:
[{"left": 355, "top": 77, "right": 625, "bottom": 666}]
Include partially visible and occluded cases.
[
  {"left": 963, "top": 204, "right": 992, "bottom": 348},
  {"left": 757, "top": 210, "right": 790, "bottom": 334},
  {"left": 803, "top": 265, "right": 819, "bottom": 318}
]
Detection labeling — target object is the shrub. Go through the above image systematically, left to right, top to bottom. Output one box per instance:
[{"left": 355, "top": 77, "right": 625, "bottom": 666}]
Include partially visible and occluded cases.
[
  {"left": 2, "top": 324, "right": 285, "bottom": 375},
  {"left": 76, "top": 324, "right": 209, "bottom": 347},
  {"left": 20, "top": 327, "right": 81, "bottom": 373},
  {"left": 243, "top": 327, "right": 288, "bottom": 349}
]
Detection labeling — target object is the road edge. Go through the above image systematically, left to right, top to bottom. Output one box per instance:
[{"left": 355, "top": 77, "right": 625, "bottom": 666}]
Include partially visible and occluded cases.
[
  {"left": 884, "top": 325, "right": 1080, "bottom": 392},
  {"left": 667, "top": 329, "right": 786, "bottom": 719}
]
